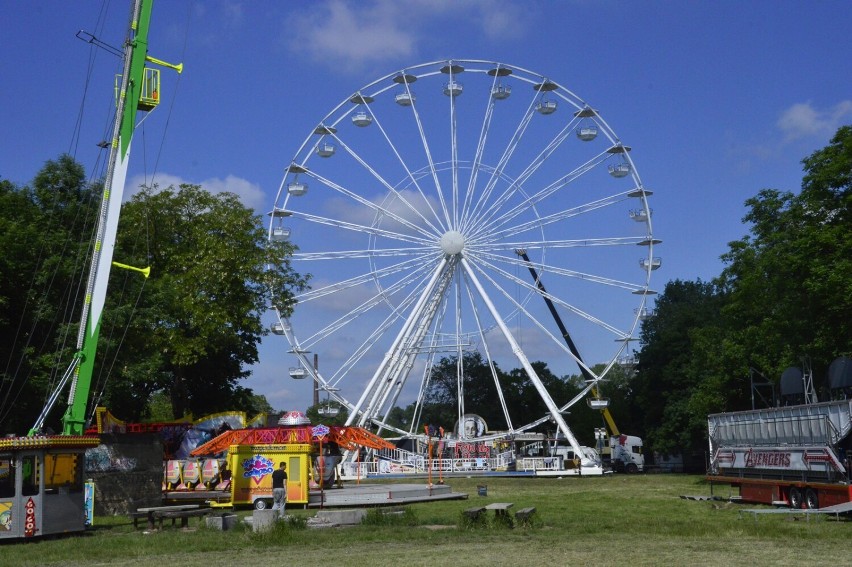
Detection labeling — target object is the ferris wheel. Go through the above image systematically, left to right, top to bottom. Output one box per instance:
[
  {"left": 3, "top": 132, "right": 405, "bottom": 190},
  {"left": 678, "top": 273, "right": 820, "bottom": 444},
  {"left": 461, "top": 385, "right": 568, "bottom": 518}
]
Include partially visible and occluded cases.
[{"left": 268, "top": 59, "right": 659, "bottom": 446}]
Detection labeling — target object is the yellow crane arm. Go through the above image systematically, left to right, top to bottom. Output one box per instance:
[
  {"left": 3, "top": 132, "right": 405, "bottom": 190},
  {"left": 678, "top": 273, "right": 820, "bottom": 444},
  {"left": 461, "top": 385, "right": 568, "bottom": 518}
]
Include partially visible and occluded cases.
[{"left": 593, "top": 383, "right": 621, "bottom": 436}]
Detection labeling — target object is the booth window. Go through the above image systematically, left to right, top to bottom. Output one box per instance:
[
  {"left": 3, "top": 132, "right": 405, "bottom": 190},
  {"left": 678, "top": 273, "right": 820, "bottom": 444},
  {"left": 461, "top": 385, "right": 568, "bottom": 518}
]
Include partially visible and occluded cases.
[
  {"left": 45, "top": 453, "right": 82, "bottom": 493},
  {"left": 22, "top": 455, "right": 39, "bottom": 496},
  {"left": 288, "top": 456, "right": 301, "bottom": 483},
  {"left": 0, "top": 457, "right": 14, "bottom": 498}
]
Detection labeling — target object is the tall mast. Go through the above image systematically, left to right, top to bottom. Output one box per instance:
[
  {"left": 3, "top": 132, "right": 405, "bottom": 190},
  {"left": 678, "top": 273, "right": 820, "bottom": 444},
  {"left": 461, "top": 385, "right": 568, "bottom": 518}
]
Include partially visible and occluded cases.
[{"left": 60, "top": 0, "right": 154, "bottom": 435}]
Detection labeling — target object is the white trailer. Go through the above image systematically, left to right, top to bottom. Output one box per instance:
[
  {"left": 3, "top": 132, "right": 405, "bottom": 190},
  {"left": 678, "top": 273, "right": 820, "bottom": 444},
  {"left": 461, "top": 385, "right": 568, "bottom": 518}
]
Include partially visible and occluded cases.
[{"left": 707, "top": 400, "right": 852, "bottom": 508}]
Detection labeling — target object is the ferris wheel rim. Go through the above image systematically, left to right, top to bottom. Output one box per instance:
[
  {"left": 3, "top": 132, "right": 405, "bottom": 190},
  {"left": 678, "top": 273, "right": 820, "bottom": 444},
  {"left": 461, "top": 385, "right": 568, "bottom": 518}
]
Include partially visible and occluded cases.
[{"left": 268, "top": 58, "right": 657, "bottom": 440}]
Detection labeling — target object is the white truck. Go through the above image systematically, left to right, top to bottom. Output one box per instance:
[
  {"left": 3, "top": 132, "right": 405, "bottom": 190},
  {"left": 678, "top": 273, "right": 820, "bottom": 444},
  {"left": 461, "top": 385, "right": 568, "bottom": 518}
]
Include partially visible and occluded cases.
[{"left": 603, "top": 433, "right": 645, "bottom": 473}]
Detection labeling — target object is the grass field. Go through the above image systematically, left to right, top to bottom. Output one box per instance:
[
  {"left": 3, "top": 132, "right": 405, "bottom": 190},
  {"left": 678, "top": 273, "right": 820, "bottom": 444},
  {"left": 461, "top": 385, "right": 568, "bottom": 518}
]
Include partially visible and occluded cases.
[{"left": 3, "top": 475, "right": 849, "bottom": 567}]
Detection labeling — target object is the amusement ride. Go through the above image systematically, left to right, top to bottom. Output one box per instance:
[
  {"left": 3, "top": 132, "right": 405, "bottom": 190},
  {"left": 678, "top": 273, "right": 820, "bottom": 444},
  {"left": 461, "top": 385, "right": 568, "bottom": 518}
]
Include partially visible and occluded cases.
[{"left": 268, "top": 59, "right": 660, "bottom": 467}]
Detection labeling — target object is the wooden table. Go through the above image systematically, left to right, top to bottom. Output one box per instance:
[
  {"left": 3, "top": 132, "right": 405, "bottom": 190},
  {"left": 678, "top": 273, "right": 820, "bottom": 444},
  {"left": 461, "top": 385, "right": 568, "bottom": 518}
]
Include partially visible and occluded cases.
[
  {"left": 485, "top": 502, "right": 514, "bottom": 526},
  {"left": 485, "top": 502, "right": 514, "bottom": 516},
  {"left": 135, "top": 504, "right": 201, "bottom": 530}
]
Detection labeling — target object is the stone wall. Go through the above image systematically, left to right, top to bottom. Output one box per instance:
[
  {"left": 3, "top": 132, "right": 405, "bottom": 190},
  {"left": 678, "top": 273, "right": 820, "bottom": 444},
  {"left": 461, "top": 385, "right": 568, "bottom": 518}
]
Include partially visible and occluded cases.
[{"left": 86, "top": 433, "right": 163, "bottom": 515}]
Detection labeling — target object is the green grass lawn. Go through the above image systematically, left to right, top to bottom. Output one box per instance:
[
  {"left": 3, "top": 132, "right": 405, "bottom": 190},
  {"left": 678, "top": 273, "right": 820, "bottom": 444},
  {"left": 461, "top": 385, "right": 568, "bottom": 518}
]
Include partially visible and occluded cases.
[{"left": 3, "top": 475, "right": 849, "bottom": 567}]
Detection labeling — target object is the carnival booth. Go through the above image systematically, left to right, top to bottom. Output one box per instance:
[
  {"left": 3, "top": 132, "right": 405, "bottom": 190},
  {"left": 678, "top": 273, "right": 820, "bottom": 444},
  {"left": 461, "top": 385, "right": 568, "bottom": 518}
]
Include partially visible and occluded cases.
[
  {"left": 190, "top": 411, "right": 393, "bottom": 509},
  {"left": 0, "top": 436, "right": 99, "bottom": 539}
]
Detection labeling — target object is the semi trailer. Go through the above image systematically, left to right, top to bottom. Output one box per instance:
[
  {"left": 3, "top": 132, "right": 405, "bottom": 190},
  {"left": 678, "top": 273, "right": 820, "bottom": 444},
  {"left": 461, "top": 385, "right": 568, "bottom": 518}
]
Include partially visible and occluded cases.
[{"left": 707, "top": 399, "right": 852, "bottom": 509}]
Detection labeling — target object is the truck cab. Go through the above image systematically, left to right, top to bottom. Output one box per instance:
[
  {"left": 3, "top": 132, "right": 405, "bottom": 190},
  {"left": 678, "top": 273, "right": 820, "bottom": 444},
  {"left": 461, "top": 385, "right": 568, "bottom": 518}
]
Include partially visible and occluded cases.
[{"left": 607, "top": 434, "right": 644, "bottom": 473}]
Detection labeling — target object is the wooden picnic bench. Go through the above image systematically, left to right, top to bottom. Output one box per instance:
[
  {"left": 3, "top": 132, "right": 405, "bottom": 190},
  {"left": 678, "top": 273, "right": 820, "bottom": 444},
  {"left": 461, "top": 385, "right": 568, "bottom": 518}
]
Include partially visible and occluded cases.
[
  {"left": 485, "top": 502, "right": 513, "bottom": 516},
  {"left": 486, "top": 502, "right": 514, "bottom": 527},
  {"left": 134, "top": 504, "right": 205, "bottom": 530},
  {"left": 462, "top": 506, "right": 487, "bottom": 521},
  {"left": 515, "top": 506, "right": 537, "bottom": 526},
  {"left": 157, "top": 508, "right": 212, "bottom": 529},
  {"left": 129, "top": 511, "right": 150, "bottom": 529}
]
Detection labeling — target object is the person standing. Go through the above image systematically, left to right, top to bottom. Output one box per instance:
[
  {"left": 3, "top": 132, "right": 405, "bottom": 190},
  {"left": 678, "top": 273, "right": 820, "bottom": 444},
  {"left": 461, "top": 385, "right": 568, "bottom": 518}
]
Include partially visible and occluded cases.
[{"left": 271, "top": 462, "right": 287, "bottom": 518}]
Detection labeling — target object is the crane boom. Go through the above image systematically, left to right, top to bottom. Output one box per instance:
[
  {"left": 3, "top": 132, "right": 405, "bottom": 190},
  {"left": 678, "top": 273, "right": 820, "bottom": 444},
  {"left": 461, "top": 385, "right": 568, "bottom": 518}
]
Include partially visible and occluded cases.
[{"left": 514, "top": 250, "right": 620, "bottom": 436}]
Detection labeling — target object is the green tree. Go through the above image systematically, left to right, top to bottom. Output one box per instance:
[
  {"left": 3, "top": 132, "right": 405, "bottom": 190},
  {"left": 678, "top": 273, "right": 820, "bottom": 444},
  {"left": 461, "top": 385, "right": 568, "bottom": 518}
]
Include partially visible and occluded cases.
[
  {"left": 718, "top": 125, "right": 852, "bottom": 388},
  {"left": 632, "top": 126, "right": 852, "bottom": 463},
  {"left": 0, "top": 156, "right": 100, "bottom": 434},
  {"left": 102, "top": 183, "right": 309, "bottom": 419},
  {"left": 630, "top": 279, "right": 727, "bottom": 457},
  {"left": 422, "top": 351, "right": 509, "bottom": 432},
  {"left": 418, "top": 352, "right": 589, "bottom": 438},
  {"left": 247, "top": 393, "right": 274, "bottom": 416},
  {"left": 305, "top": 400, "right": 348, "bottom": 426}
]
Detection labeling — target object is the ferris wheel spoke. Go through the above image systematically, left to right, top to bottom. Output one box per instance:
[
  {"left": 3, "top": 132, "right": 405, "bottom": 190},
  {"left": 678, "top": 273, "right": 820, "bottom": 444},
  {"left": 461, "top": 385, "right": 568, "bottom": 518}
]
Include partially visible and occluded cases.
[
  {"left": 447, "top": 68, "right": 462, "bottom": 228},
  {"left": 459, "top": 76, "right": 500, "bottom": 234},
  {"left": 464, "top": 80, "right": 544, "bottom": 227},
  {"left": 402, "top": 83, "right": 453, "bottom": 230},
  {"left": 466, "top": 86, "right": 577, "bottom": 235},
  {"left": 463, "top": 104, "right": 537, "bottom": 233},
  {"left": 325, "top": 114, "right": 447, "bottom": 235},
  {"left": 469, "top": 146, "right": 609, "bottom": 238},
  {"left": 471, "top": 151, "right": 611, "bottom": 238},
  {"left": 305, "top": 169, "right": 439, "bottom": 240},
  {"left": 476, "top": 192, "right": 629, "bottom": 244},
  {"left": 288, "top": 209, "right": 434, "bottom": 247},
  {"left": 475, "top": 236, "right": 652, "bottom": 255},
  {"left": 293, "top": 245, "right": 437, "bottom": 261},
  {"left": 474, "top": 249, "right": 647, "bottom": 294},
  {"left": 467, "top": 251, "right": 633, "bottom": 338},
  {"left": 296, "top": 254, "right": 435, "bottom": 304},
  {"left": 460, "top": 256, "right": 584, "bottom": 450},
  {"left": 463, "top": 256, "right": 603, "bottom": 377},
  {"left": 347, "top": 257, "right": 453, "bottom": 426},
  {"left": 299, "top": 258, "right": 438, "bottom": 350},
  {"left": 367, "top": 262, "right": 458, "bottom": 422},
  {"left": 461, "top": 270, "right": 514, "bottom": 432},
  {"left": 368, "top": 281, "right": 448, "bottom": 424},
  {"left": 326, "top": 282, "right": 428, "bottom": 391},
  {"left": 376, "top": 290, "right": 457, "bottom": 435},
  {"left": 406, "top": 298, "right": 454, "bottom": 434},
  {"left": 518, "top": 378, "right": 606, "bottom": 434}
]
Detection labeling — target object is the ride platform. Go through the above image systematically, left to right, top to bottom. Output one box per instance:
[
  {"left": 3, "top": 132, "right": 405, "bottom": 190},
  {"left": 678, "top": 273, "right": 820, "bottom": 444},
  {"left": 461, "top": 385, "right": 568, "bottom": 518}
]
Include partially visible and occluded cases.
[
  {"left": 308, "top": 482, "right": 467, "bottom": 507},
  {"left": 165, "top": 483, "right": 466, "bottom": 508}
]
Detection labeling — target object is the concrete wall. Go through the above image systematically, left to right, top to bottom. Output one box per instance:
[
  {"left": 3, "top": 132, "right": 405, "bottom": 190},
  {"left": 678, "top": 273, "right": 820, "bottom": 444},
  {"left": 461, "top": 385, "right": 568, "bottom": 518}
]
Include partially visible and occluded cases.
[{"left": 86, "top": 433, "right": 163, "bottom": 515}]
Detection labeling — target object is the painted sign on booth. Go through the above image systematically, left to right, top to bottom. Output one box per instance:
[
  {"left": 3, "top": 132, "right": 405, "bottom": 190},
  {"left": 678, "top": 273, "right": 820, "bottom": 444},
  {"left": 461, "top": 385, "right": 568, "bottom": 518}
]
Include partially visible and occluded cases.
[{"left": 242, "top": 454, "right": 274, "bottom": 485}]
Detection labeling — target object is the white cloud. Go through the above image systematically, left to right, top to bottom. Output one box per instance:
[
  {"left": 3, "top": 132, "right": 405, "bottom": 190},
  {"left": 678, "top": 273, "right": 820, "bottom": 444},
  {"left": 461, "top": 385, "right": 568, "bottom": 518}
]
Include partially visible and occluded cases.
[
  {"left": 284, "top": 0, "right": 531, "bottom": 72},
  {"left": 286, "top": 0, "right": 416, "bottom": 70},
  {"left": 474, "top": 1, "right": 528, "bottom": 40},
  {"left": 777, "top": 100, "right": 852, "bottom": 141},
  {"left": 125, "top": 172, "right": 266, "bottom": 211},
  {"left": 201, "top": 175, "right": 266, "bottom": 211}
]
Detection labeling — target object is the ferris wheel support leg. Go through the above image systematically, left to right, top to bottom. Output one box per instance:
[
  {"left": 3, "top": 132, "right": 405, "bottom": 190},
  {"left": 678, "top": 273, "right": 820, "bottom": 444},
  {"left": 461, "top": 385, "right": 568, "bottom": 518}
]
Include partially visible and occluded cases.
[
  {"left": 460, "top": 257, "right": 588, "bottom": 464},
  {"left": 345, "top": 258, "right": 449, "bottom": 427},
  {"left": 369, "top": 262, "right": 455, "bottom": 432},
  {"left": 377, "top": 263, "right": 455, "bottom": 418}
]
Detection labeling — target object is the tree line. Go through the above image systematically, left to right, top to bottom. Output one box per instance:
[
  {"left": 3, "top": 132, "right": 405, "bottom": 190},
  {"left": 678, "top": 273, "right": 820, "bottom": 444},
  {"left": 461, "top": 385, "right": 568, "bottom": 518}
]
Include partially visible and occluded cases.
[
  {"left": 1, "top": 125, "right": 849, "bottom": 462},
  {"left": 383, "top": 126, "right": 852, "bottom": 464},
  {"left": 0, "top": 156, "right": 306, "bottom": 434}
]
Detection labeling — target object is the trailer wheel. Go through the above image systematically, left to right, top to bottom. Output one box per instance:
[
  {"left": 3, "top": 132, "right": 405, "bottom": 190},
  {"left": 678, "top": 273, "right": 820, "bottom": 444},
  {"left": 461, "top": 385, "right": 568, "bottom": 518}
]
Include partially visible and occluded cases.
[
  {"left": 788, "top": 488, "right": 802, "bottom": 509},
  {"left": 805, "top": 488, "right": 819, "bottom": 510},
  {"left": 254, "top": 499, "right": 269, "bottom": 510}
]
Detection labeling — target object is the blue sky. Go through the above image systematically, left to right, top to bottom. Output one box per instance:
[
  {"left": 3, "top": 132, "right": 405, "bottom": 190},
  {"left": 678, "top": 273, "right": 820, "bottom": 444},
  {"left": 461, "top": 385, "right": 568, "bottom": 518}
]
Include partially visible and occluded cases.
[{"left": 3, "top": 0, "right": 851, "bottom": 418}]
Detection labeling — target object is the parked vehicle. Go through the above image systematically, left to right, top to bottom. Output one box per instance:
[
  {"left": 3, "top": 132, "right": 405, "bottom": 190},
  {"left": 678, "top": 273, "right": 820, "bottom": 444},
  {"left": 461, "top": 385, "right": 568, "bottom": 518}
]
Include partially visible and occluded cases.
[
  {"left": 706, "top": 400, "right": 852, "bottom": 509},
  {"left": 605, "top": 434, "right": 645, "bottom": 473}
]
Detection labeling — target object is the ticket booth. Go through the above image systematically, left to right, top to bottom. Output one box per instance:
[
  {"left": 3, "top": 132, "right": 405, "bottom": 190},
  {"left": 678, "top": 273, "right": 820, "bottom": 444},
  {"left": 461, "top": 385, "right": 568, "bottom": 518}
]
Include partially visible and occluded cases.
[{"left": 227, "top": 443, "right": 310, "bottom": 509}]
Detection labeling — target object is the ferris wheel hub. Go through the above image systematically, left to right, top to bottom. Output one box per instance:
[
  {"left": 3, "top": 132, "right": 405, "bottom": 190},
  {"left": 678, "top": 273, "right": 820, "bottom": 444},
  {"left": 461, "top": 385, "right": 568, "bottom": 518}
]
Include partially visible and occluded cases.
[{"left": 440, "top": 230, "right": 465, "bottom": 255}]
